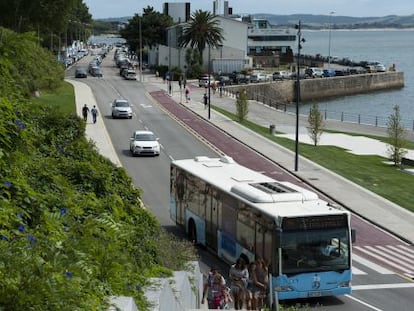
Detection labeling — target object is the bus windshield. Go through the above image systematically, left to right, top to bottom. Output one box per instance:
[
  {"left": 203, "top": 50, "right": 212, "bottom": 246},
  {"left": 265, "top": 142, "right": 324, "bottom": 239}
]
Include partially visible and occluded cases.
[{"left": 280, "top": 228, "right": 350, "bottom": 275}]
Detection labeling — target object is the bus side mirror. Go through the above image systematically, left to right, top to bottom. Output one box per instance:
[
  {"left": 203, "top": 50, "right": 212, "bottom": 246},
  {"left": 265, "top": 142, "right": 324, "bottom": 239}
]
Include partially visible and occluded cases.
[{"left": 351, "top": 229, "right": 356, "bottom": 243}]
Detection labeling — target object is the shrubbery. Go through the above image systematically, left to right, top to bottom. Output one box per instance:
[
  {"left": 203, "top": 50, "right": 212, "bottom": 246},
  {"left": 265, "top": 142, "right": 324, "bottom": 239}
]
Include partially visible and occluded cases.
[{"left": 0, "top": 28, "right": 196, "bottom": 310}]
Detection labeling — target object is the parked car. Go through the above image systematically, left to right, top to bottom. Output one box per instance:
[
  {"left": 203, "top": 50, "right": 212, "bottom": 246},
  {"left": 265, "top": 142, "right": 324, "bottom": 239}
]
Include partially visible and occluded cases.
[
  {"left": 374, "top": 63, "right": 386, "bottom": 72},
  {"left": 75, "top": 67, "right": 87, "bottom": 78},
  {"left": 305, "top": 67, "right": 324, "bottom": 78},
  {"left": 349, "top": 67, "right": 367, "bottom": 75},
  {"left": 124, "top": 69, "right": 137, "bottom": 80},
  {"left": 323, "top": 69, "right": 336, "bottom": 77},
  {"left": 272, "top": 71, "right": 291, "bottom": 80},
  {"left": 290, "top": 71, "right": 309, "bottom": 80},
  {"left": 250, "top": 72, "right": 269, "bottom": 83},
  {"left": 230, "top": 73, "right": 250, "bottom": 84},
  {"left": 198, "top": 74, "right": 214, "bottom": 87},
  {"left": 217, "top": 75, "right": 232, "bottom": 86},
  {"left": 111, "top": 99, "right": 132, "bottom": 119},
  {"left": 129, "top": 130, "right": 160, "bottom": 156}
]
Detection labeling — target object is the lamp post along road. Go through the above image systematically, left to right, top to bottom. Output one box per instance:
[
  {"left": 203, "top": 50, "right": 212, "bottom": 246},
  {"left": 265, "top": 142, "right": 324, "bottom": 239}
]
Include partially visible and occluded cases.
[
  {"left": 328, "top": 11, "right": 335, "bottom": 68},
  {"left": 139, "top": 16, "right": 143, "bottom": 82},
  {"left": 294, "top": 21, "right": 305, "bottom": 172},
  {"left": 208, "top": 45, "right": 211, "bottom": 120}
]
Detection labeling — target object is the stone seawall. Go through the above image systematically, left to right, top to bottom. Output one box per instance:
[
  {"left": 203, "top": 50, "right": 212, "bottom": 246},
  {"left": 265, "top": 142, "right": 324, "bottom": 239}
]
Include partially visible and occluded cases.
[{"left": 226, "top": 71, "right": 404, "bottom": 104}]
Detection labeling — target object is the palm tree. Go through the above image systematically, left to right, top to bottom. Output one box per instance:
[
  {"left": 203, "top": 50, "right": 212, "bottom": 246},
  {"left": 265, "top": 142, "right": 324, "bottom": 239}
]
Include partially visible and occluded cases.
[{"left": 179, "top": 10, "right": 224, "bottom": 65}]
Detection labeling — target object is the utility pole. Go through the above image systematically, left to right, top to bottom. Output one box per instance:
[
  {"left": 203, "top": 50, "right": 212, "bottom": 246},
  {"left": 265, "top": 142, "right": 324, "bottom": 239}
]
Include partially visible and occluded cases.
[{"left": 294, "top": 21, "right": 305, "bottom": 172}]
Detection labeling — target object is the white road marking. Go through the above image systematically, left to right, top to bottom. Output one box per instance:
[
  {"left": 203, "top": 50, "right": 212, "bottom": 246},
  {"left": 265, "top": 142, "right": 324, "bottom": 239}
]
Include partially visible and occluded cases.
[
  {"left": 364, "top": 245, "right": 414, "bottom": 271},
  {"left": 354, "top": 246, "right": 411, "bottom": 273},
  {"left": 352, "top": 253, "right": 393, "bottom": 274},
  {"left": 352, "top": 266, "right": 368, "bottom": 275},
  {"left": 352, "top": 283, "right": 414, "bottom": 290},
  {"left": 345, "top": 295, "right": 384, "bottom": 311}
]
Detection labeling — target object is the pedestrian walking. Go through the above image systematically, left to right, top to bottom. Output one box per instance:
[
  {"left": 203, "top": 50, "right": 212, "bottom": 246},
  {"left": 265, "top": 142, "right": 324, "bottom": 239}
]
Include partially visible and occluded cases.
[
  {"left": 185, "top": 87, "right": 190, "bottom": 102},
  {"left": 203, "top": 93, "right": 208, "bottom": 109},
  {"left": 82, "top": 104, "right": 89, "bottom": 122},
  {"left": 91, "top": 105, "right": 98, "bottom": 124},
  {"left": 229, "top": 257, "right": 249, "bottom": 310},
  {"left": 201, "top": 268, "right": 228, "bottom": 309}
]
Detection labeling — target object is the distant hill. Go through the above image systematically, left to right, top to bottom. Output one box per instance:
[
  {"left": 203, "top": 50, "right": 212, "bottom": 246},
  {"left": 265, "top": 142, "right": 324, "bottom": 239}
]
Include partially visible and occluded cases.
[
  {"left": 95, "top": 14, "right": 414, "bottom": 29},
  {"left": 251, "top": 14, "right": 414, "bottom": 28}
]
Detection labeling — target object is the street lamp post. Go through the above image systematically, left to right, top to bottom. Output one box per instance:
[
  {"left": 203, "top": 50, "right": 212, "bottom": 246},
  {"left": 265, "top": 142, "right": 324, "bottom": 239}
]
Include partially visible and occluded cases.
[
  {"left": 328, "top": 11, "right": 335, "bottom": 68},
  {"left": 139, "top": 16, "right": 143, "bottom": 82},
  {"left": 294, "top": 21, "right": 305, "bottom": 172},
  {"left": 208, "top": 45, "right": 211, "bottom": 119}
]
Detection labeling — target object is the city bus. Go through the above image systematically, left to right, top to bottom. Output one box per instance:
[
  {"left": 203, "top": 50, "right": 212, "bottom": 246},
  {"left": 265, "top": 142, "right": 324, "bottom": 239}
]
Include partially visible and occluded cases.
[{"left": 170, "top": 156, "right": 354, "bottom": 300}]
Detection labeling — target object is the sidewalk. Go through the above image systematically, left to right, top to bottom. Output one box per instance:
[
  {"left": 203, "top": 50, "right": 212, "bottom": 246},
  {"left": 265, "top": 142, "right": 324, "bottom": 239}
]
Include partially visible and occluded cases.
[
  {"left": 144, "top": 75, "right": 414, "bottom": 245},
  {"left": 67, "top": 79, "right": 122, "bottom": 167}
]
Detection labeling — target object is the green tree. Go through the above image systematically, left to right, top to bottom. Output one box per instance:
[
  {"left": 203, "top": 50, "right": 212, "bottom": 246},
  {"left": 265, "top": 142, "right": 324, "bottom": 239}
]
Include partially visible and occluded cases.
[
  {"left": 0, "top": 0, "right": 92, "bottom": 51},
  {"left": 120, "top": 6, "right": 174, "bottom": 52},
  {"left": 179, "top": 10, "right": 224, "bottom": 65},
  {"left": 0, "top": 27, "right": 64, "bottom": 96},
  {"left": 185, "top": 48, "right": 202, "bottom": 78},
  {"left": 235, "top": 89, "right": 249, "bottom": 122},
  {"left": 307, "top": 102, "right": 325, "bottom": 146},
  {"left": 386, "top": 105, "right": 407, "bottom": 165}
]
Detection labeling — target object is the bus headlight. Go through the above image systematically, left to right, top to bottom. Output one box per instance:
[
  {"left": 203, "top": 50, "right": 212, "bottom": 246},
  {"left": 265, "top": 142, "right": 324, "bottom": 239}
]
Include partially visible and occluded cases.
[
  {"left": 338, "top": 281, "right": 350, "bottom": 287},
  {"left": 275, "top": 285, "right": 294, "bottom": 292}
]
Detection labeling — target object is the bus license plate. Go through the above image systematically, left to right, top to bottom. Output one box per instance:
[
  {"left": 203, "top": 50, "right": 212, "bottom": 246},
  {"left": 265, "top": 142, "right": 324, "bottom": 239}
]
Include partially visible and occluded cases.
[{"left": 309, "top": 291, "right": 322, "bottom": 297}]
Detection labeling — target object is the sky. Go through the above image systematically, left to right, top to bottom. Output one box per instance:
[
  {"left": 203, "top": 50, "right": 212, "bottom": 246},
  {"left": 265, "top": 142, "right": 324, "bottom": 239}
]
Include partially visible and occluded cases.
[{"left": 83, "top": 0, "right": 414, "bottom": 19}]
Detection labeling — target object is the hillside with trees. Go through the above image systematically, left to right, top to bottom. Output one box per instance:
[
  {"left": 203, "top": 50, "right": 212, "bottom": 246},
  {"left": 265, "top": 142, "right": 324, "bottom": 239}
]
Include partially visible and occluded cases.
[{"left": 0, "top": 26, "right": 196, "bottom": 310}]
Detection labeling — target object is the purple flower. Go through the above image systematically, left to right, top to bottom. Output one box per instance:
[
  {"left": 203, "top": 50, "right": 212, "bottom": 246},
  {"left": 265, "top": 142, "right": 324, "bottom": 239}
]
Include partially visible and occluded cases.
[
  {"left": 15, "top": 119, "right": 26, "bottom": 130},
  {"left": 4, "top": 181, "right": 12, "bottom": 188},
  {"left": 59, "top": 208, "right": 67, "bottom": 215},
  {"left": 18, "top": 223, "right": 25, "bottom": 233},
  {"left": 27, "top": 234, "right": 35, "bottom": 244},
  {"left": 1, "top": 235, "right": 8, "bottom": 241},
  {"left": 65, "top": 271, "right": 73, "bottom": 278}
]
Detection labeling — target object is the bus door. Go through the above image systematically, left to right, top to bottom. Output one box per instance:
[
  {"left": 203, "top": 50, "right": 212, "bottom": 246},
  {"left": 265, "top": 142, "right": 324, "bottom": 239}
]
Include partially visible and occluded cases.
[
  {"left": 205, "top": 189, "right": 219, "bottom": 250},
  {"left": 255, "top": 223, "right": 273, "bottom": 264}
]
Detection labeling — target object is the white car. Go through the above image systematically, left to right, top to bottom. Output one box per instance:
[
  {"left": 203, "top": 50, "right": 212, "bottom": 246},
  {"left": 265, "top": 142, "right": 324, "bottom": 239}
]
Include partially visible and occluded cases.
[
  {"left": 112, "top": 99, "right": 132, "bottom": 119},
  {"left": 129, "top": 130, "right": 160, "bottom": 156}
]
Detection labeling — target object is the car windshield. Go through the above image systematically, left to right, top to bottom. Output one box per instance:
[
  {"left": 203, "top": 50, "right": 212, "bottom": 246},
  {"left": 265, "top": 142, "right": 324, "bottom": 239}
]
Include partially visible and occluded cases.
[
  {"left": 115, "top": 101, "right": 129, "bottom": 107},
  {"left": 134, "top": 133, "right": 156, "bottom": 141}
]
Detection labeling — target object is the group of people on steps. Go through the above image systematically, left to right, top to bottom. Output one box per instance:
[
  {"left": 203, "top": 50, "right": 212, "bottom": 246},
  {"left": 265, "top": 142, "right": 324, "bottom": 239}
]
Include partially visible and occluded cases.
[{"left": 202, "top": 255, "right": 269, "bottom": 310}]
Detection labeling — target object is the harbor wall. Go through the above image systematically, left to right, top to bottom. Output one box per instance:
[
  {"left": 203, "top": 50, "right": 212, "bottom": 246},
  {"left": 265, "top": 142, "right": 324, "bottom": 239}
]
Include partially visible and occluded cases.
[{"left": 227, "top": 71, "right": 404, "bottom": 104}]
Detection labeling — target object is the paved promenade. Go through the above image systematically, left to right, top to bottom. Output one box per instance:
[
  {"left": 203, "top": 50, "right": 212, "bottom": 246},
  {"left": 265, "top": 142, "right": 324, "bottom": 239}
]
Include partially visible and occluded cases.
[{"left": 68, "top": 74, "right": 414, "bottom": 245}]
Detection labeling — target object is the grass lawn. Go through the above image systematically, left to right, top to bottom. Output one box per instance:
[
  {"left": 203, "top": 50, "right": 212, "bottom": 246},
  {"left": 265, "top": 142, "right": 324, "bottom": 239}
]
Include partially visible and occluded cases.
[
  {"left": 32, "top": 81, "right": 75, "bottom": 114},
  {"left": 214, "top": 105, "right": 414, "bottom": 213}
]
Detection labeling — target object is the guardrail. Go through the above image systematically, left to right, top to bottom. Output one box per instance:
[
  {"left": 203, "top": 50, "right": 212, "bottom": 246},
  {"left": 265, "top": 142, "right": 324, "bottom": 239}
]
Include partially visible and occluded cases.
[{"left": 224, "top": 90, "right": 414, "bottom": 131}]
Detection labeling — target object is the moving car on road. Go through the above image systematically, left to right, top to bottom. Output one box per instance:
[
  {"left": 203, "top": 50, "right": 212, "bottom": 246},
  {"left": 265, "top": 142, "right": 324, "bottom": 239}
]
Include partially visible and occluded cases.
[
  {"left": 89, "top": 66, "right": 103, "bottom": 77},
  {"left": 75, "top": 67, "right": 87, "bottom": 78},
  {"left": 123, "top": 69, "right": 137, "bottom": 80},
  {"left": 111, "top": 99, "right": 132, "bottom": 119},
  {"left": 129, "top": 130, "right": 160, "bottom": 156}
]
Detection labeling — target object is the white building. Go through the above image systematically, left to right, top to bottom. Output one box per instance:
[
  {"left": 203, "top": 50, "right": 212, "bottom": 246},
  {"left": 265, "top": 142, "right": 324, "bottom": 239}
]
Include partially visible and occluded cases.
[
  {"left": 148, "top": 1, "right": 296, "bottom": 73},
  {"left": 149, "top": 14, "right": 250, "bottom": 74},
  {"left": 243, "top": 16, "right": 296, "bottom": 67}
]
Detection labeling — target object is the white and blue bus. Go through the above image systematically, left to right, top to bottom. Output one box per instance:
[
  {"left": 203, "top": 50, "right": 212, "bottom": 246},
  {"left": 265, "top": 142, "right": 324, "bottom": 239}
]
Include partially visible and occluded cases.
[{"left": 170, "top": 156, "right": 354, "bottom": 300}]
